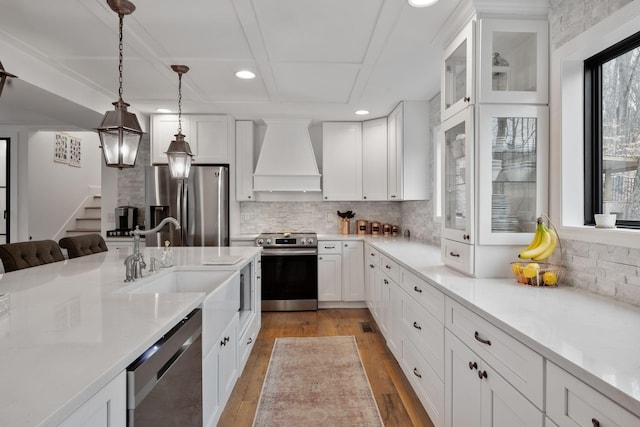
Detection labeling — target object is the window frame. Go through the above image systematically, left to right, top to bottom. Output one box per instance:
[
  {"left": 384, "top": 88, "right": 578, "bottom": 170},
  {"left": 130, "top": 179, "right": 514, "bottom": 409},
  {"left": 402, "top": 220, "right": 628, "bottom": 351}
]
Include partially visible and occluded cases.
[{"left": 584, "top": 31, "right": 640, "bottom": 229}]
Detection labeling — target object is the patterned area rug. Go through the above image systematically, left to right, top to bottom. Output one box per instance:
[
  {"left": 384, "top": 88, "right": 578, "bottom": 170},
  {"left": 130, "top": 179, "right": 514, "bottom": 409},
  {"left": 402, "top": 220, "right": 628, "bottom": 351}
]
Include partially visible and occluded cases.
[{"left": 252, "top": 336, "right": 384, "bottom": 426}]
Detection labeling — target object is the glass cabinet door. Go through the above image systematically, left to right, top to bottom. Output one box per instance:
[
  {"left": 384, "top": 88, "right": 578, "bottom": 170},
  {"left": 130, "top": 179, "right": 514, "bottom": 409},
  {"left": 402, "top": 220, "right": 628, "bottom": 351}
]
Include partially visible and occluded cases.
[
  {"left": 478, "top": 19, "right": 548, "bottom": 104},
  {"left": 442, "top": 21, "right": 475, "bottom": 121},
  {"left": 477, "top": 105, "right": 548, "bottom": 244},
  {"left": 442, "top": 108, "right": 474, "bottom": 244}
]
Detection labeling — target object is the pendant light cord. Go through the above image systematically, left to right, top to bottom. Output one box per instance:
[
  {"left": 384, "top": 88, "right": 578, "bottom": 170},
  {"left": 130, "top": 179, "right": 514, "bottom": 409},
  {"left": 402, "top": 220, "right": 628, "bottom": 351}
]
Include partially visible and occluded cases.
[
  {"left": 118, "top": 12, "right": 124, "bottom": 101},
  {"left": 178, "top": 71, "right": 183, "bottom": 134}
]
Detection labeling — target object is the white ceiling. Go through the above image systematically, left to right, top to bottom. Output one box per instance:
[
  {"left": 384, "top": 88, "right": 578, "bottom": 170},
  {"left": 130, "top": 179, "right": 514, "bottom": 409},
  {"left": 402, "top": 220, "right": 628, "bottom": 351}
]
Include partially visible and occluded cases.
[{"left": 0, "top": 0, "right": 461, "bottom": 129}]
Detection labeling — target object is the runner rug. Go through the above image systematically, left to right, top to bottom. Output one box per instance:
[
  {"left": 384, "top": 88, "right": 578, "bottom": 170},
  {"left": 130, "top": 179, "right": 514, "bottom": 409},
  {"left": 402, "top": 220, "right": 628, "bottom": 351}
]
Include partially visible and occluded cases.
[{"left": 252, "top": 336, "right": 384, "bottom": 426}]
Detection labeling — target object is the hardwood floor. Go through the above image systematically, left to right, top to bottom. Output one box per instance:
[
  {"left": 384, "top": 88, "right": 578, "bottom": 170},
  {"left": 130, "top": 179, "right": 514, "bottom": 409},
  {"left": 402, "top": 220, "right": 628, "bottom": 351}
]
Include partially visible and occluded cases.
[{"left": 218, "top": 309, "right": 435, "bottom": 427}]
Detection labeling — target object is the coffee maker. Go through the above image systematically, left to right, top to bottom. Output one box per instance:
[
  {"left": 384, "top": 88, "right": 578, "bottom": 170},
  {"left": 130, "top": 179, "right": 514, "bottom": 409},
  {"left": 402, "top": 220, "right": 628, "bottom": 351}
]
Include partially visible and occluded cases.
[{"left": 109, "top": 206, "right": 138, "bottom": 236}]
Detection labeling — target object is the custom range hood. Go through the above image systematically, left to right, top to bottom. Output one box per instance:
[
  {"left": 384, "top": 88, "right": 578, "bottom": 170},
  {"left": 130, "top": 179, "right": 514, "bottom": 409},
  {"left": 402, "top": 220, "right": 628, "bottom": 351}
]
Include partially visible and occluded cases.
[{"left": 253, "top": 119, "right": 321, "bottom": 192}]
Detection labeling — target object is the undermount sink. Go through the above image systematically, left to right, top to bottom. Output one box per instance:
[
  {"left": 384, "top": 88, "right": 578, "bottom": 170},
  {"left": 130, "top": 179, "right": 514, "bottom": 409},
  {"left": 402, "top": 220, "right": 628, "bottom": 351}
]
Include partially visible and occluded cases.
[{"left": 127, "top": 270, "right": 238, "bottom": 295}]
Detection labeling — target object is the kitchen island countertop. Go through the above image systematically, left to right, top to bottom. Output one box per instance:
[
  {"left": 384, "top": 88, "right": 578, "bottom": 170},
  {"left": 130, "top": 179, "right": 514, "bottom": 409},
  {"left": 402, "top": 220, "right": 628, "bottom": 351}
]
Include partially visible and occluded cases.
[{"left": 0, "top": 245, "right": 260, "bottom": 427}]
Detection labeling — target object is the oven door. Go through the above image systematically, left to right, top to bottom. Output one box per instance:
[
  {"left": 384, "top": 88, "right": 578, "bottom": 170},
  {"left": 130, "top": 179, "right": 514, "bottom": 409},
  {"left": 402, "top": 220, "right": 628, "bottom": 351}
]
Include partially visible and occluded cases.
[{"left": 261, "top": 248, "right": 318, "bottom": 311}]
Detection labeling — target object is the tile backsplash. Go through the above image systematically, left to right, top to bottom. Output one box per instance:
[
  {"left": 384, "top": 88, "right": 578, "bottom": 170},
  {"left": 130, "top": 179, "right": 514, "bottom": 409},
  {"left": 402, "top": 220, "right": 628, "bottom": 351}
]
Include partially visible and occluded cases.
[{"left": 238, "top": 201, "right": 402, "bottom": 235}]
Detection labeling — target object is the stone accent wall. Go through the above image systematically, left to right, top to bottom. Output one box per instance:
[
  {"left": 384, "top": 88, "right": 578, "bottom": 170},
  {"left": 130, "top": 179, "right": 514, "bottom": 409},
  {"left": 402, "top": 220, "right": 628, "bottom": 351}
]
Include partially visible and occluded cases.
[
  {"left": 549, "top": 0, "right": 633, "bottom": 49},
  {"left": 549, "top": 0, "right": 640, "bottom": 306},
  {"left": 116, "top": 137, "right": 149, "bottom": 227},
  {"left": 238, "top": 201, "right": 402, "bottom": 235},
  {"left": 562, "top": 238, "right": 640, "bottom": 302}
]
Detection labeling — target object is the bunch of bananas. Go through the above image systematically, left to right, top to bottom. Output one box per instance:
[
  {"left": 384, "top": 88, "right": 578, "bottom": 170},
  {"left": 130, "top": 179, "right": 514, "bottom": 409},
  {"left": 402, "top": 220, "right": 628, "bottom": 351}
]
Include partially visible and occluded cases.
[{"left": 518, "top": 218, "right": 558, "bottom": 261}]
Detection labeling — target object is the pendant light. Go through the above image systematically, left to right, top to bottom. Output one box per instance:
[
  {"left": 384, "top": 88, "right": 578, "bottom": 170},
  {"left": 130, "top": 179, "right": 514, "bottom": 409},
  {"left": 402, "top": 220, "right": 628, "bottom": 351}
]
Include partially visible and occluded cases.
[
  {"left": 97, "top": 0, "right": 144, "bottom": 169},
  {"left": 165, "top": 65, "right": 194, "bottom": 179}
]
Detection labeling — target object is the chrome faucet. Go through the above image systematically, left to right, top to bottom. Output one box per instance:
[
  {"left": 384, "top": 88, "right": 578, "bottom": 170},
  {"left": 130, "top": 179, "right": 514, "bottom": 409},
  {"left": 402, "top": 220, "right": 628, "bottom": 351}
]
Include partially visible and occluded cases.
[{"left": 124, "top": 217, "right": 181, "bottom": 282}]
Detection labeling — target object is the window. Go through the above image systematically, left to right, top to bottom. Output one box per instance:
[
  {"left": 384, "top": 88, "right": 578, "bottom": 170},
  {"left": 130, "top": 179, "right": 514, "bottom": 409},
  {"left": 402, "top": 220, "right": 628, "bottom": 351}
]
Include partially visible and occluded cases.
[{"left": 585, "top": 32, "right": 640, "bottom": 229}]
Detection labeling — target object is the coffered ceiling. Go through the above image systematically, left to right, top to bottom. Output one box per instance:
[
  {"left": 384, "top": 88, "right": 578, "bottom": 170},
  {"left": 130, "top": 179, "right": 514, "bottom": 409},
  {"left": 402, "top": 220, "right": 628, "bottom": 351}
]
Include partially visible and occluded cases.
[{"left": 0, "top": 0, "right": 462, "bottom": 129}]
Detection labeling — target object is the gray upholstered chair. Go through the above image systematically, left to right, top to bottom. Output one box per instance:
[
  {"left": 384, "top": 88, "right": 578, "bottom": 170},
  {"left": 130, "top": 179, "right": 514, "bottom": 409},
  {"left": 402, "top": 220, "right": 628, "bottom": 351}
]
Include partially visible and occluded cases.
[
  {"left": 59, "top": 234, "right": 108, "bottom": 259},
  {"left": 0, "top": 240, "right": 65, "bottom": 272}
]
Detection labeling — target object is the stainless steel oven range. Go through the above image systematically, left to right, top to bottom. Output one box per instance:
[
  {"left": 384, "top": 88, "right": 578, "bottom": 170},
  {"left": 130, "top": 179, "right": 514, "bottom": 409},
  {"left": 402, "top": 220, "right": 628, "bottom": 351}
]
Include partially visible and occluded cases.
[{"left": 256, "top": 232, "right": 317, "bottom": 311}]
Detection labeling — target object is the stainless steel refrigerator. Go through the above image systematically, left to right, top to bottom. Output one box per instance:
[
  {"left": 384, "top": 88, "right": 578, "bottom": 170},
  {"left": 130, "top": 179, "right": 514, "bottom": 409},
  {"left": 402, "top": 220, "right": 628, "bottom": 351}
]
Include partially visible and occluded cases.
[{"left": 145, "top": 165, "right": 229, "bottom": 247}]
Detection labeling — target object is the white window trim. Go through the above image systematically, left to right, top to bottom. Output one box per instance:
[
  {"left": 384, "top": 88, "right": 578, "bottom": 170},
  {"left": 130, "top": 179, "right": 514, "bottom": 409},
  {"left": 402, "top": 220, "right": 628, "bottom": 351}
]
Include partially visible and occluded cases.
[{"left": 551, "top": 1, "right": 640, "bottom": 249}]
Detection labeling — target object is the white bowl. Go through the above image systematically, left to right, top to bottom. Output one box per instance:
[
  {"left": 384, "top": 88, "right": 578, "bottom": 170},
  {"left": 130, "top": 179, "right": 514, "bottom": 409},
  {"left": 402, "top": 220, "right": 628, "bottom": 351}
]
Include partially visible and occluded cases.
[{"left": 594, "top": 214, "right": 616, "bottom": 228}]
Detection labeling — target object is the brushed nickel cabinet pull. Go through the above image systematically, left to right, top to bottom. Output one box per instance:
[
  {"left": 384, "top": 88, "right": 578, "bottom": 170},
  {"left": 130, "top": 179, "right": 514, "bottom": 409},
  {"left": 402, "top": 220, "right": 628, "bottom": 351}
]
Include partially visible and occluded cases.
[
  {"left": 449, "top": 251, "right": 460, "bottom": 258},
  {"left": 413, "top": 286, "right": 423, "bottom": 293},
  {"left": 413, "top": 321, "right": 422, "bottom": 330},
  {"left": 474, "top": 331, "right": 491, "bottom": 346},
  {"left": 468, "top": 361, "right": 477, "bottom": 370},
  {"left": 413, "top": 368, "right": 422, "bottom": 378},
  {"left": 478, "top": 370, "right": 487, "bottom": 380},
  {"left": 592, "top": 419, "right": 600, "bottom": 427}
]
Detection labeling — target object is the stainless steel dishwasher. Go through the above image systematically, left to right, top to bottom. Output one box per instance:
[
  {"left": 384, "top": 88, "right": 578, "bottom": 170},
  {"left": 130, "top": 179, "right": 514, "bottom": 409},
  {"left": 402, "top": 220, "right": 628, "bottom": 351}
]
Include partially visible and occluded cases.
[{"left": 126, "top": 308, "right": 202, "bottom": 426}]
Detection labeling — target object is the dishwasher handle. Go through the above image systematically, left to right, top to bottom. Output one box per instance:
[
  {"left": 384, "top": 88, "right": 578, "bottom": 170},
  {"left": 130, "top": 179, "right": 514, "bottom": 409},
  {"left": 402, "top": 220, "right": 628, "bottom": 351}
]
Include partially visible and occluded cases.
[{"left": 126, "top": 308, "right": 202, "bottom": 409}]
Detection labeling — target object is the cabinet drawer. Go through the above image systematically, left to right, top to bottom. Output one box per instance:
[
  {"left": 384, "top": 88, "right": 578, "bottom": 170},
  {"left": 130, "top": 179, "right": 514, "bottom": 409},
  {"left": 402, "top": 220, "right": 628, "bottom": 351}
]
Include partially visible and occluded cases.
[
  {"left": 441, "top": 239, "right": 473, "bottom": 275},
  {"left": 318, "top": 240, "right": 342, "bottom": 254},
  {"left": 365, "top": 245, "right": 380, "bottom": 269},
  {"left": 380, "top": 253, "right": 401, "bottom": 283},
  {"left": 401, "top": 269, "right": 445, "bottom": 323},
  {"left": 402, "top": 293, "right": 445, "bottom": 380},
  {"left": 445, "top": 298, "right": 543, "bottom": 408},
  {"left": 403, "top": 339, "right": 444, "bottom": 427},
  {"left": 546, "top": 362, "right": 640, "bottom": 427}
]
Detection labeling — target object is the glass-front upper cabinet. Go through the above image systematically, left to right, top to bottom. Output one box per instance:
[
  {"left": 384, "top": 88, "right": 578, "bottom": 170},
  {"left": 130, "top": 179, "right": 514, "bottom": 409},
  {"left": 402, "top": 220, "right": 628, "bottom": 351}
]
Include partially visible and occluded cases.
[
  {"left": 478, "top": 19, "right": 548, "bottom": 104},
  {"left": 442, "top": 21, "right": 475, "bottom": 121},
  {"left": 477, "top": 105, "right": 548, "bottom": 245},
  {"left": 442, "top": 108, "right": 474, "bottom": 244}
]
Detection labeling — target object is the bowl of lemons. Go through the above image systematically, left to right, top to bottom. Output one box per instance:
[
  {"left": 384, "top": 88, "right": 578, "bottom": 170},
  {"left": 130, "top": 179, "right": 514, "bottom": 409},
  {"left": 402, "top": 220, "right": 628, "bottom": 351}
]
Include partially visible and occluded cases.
[{"left": 511, "top": 261, "right": 562, "bottom": 287}]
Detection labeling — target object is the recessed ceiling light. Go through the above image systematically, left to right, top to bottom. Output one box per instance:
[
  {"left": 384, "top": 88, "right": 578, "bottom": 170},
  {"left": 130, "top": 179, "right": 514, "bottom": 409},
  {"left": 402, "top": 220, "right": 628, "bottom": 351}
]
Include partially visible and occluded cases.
[
  {"left": 408, "top": 0, "right": 439, "bottom": 7},
  {"left": 235, "top": 70, "right": 256, "bottom": 79},
  {"left": 156, "top": 108, "right": 172, "bottom": 113},
  {"left": 355, "top": 110, "right": 370, "bottom": 116}
]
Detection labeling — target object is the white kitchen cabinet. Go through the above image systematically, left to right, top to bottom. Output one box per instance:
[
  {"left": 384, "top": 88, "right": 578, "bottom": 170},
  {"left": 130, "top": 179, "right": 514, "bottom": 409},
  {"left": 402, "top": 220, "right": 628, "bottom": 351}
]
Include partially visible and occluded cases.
[
  {"left": 440, "top": 14, "right": 549, "bottom": 277},
  {"left": 478, "top": 19, "right": 548, "bottom": 105},
  {"left": 442, "top": 21, "right": 475, "bottom": 121},
  {"left": 387, "top": 101, "right": 431, "bottom": 201},
  {"left": 477, "top": 104, "right": 548, "bottom": 245},
  {"left": 151, "top": 114, "right": 234, "bottom": 165},
  {"left": 362, "top": 117, "right": 388, "bottom": 201},
  {"left": 235, "top": 121, "right": 255, "bottom": 201},
  {"left": 322, "top": 122, "right": 363, "bottom": 201},
  {"left": 318, "top": 240, "right": 364, "bottom": 303},
  {"left": 342, "top": 241, "right": 364, "bottom": 301},
  {"left": 364, "top": 244, "right": 380, "bottom": 316},
  {"left": 318, "top": 253, "right": 342, "bottom": 301},
  {"left": 238, "top": 256, "right": 261, "bottom": 369},
  {"left": 204, "top": 313, "right": 239, "bottom": 427},
  {"left": 444, "top": 330, "right": 543, "bottom": 427},
  {"left": 404, "top": 338, "right": 445, "bottom": 427},
  {"left": 546, "top": 362, "right": 640, "bottom": 427},
  {"left": 59, "top": 371, "right": 126, "bottom": 427}
]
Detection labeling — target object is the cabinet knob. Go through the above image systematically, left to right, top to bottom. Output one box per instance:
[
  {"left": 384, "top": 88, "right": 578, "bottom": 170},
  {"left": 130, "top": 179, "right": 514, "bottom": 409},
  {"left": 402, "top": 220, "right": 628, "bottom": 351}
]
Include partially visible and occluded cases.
[
  {"left": 464, "top": 96, "right": 471, "bottom": 102},
  {"left": 248, "top": 195, "right": 251, "bottom": 199},
  {"left": 324, "top": 196, "right": 328, "bottom": 200},
  {"left": 363, "top": 196, "right": 367, "bottom": 199},
  {"left": 344, "top": 244, "right": 348, "bottom": 247},
  {"left": 319, "top": 257, "right": 323, "bottom": 260},
  {"left": 370, "top": 264, "right": 375, "bottom": 268},
  {"left": 474, "top": 331, "right": 492, "bottom": 346},
  {"left": 468, "top": 361, "right": 477, "bottom": 370},
  {"left": 413, "top": 368, "right": 422, "bottom": 379},
  {"left": 478, "top": 370, "right": 488, "bottom": 380}
]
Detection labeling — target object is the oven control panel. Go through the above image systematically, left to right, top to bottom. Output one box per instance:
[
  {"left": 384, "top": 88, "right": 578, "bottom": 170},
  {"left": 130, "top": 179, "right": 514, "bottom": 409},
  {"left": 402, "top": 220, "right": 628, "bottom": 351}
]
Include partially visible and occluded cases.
[{"left": 256, "top": 233, "right": 317, "bottom": 248}]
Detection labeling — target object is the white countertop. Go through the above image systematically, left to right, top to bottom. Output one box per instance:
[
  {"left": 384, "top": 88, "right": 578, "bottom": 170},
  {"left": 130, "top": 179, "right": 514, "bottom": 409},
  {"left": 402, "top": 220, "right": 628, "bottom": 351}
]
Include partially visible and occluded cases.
[
  {"left": 358, "top": 236, "right": 640, "bottom": 418},
  {"left": 0, "top": 245, "right": 260, "bottom": 427}
]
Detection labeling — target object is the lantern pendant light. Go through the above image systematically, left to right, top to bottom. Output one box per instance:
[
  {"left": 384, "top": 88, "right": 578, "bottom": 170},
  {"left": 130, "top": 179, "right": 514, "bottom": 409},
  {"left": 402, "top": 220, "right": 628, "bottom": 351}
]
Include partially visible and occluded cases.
[
  {"left": 97, "top": 0, "right": 144, "bottom": 169},
  {"left": 165, "top": 65, "right": 194, "bottom": 179}
]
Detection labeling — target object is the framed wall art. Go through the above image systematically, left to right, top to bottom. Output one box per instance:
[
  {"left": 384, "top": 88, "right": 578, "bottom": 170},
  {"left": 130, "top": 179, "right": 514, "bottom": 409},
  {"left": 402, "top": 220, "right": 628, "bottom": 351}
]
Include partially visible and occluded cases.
[
  {"left": 54, "top": 133, "right": 68, "bottom": 164},
  {"left": 69, "top": 136, "right": 81, "bottom": 167}
]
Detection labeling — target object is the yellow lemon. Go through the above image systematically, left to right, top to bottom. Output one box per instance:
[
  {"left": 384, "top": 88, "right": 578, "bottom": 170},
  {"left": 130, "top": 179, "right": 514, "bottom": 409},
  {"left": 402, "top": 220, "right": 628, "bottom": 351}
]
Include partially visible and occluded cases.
[
  {"left": 511, "top": 262, "right": 524, "bottom": 277},
  {"left": 523, "top": 263, "right": 540, "bottom": 279},
  {"left": 543, "top": 271, "right": 558, "bottom": 286}
]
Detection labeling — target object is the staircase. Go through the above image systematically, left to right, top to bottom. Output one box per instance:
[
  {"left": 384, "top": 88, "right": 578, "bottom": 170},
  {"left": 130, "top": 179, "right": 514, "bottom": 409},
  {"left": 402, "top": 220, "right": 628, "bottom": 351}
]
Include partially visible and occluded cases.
[{"left": 65, "top": 195, "right": 102, "bottom": 236}]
